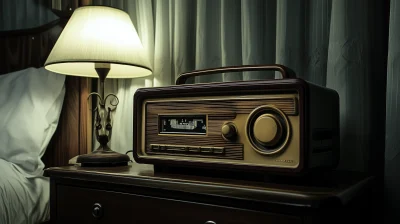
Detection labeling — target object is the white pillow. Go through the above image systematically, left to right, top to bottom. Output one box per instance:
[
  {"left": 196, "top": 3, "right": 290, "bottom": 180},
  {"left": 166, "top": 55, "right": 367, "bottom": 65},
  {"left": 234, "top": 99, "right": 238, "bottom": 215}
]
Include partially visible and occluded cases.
[{"left": 0, "top": 67, "right": 65, "bottom": 177}]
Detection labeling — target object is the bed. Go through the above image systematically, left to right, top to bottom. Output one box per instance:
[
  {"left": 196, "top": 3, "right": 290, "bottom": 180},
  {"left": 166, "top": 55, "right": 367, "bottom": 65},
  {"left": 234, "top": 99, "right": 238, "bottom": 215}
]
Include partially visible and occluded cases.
[{"left": 0, "top": 19, "right": 92, "bottom": 224}]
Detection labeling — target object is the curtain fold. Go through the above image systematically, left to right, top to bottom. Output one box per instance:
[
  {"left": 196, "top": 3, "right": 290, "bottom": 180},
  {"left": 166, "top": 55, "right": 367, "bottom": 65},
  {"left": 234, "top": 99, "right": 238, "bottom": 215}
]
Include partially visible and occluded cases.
[
  {"left": 153, "top": 0, "right": 173, "bottom": 87},
  {"left": 195, "top": 0, "right": 222, "bottom": 83},
  {"left": 220, "top": 0, "right": 243, "bottom": 82},
  {"left": 240, "top": 0, "right": 275, "bottom": 80},
  {"left": 275, "top": 0, "right": 305, "bottom": 79},
  {"left": 304, "top": 0, "right": 331, "bottom": 86},
  {"left": 327, "top": 0, "right": 373, "bottom": 172},
  {"left": 385, "top": 0, "right": 400, "bottom": 221}
]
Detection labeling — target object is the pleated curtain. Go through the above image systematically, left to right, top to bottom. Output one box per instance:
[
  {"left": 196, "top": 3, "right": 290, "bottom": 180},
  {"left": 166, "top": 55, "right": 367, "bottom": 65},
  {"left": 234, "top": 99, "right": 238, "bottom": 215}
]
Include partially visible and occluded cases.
[{"left": 385, "top": 0, "right": 400, "bottom": 220}]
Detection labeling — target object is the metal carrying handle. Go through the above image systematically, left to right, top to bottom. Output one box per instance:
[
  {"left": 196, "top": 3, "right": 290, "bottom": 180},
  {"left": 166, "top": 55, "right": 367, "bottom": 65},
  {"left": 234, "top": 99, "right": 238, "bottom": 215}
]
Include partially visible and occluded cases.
[{"left": 175, "top": 64, "right": 296, "bottom": 85}]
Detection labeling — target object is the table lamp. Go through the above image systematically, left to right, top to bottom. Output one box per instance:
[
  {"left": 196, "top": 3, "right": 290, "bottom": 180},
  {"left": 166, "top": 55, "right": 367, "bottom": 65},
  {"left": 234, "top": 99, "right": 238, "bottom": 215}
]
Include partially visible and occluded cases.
[{"left": 45, "top": 6, "right": 152, "bottom": 167}]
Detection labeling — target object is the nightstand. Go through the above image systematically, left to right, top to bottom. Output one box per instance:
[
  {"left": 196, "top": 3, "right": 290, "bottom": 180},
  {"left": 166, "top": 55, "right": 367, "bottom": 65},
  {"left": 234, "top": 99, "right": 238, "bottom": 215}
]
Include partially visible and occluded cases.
[{"left": 44, "top": 162, "right": 376, "bottom": 224}]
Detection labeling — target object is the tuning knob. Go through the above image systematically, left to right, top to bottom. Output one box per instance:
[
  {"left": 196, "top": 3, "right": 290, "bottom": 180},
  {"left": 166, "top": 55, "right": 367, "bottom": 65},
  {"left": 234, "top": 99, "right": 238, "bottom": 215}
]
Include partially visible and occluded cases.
[
  {"left": 246, "top": 105, "right": 290, "bottom": 155},
  {"left": 253, "top": 114, "right": 283, "bottom": 146},
  {"left": 221, "top": 122, "right": 237, "bottom": 140}
]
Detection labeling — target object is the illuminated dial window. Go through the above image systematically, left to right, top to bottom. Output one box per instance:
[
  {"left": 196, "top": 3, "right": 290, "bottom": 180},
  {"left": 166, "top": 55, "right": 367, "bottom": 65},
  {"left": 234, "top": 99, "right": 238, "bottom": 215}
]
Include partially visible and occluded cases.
[{"left": 159, "top": 115, "right": 207, "bottom": 135}]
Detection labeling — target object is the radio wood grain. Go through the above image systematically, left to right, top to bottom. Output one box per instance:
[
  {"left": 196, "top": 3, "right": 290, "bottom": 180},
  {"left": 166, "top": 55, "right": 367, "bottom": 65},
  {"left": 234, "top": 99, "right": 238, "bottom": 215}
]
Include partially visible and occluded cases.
[
  {"left": 145, "top": 97, "right": 296, "bottom": 161},
  {"left": 146, "top": 98, "right": 297, "bottom": 115}
]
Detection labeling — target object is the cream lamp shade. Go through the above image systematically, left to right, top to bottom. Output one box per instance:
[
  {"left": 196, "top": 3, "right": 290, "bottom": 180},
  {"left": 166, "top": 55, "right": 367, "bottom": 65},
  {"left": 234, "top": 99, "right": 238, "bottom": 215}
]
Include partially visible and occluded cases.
[{"left": 45, "top": 6, "right": 152, "bottom": 78}]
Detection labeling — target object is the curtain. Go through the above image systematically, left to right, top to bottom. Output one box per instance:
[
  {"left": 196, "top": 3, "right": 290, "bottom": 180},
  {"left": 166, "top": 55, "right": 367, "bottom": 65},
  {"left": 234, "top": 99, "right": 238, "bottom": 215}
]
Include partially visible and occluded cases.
[
  {"left": 1, "top": 0, "right": 399, "bottom": 221},
  {"left": 385, "top": 0, "right": 400, "bottom": 220}
]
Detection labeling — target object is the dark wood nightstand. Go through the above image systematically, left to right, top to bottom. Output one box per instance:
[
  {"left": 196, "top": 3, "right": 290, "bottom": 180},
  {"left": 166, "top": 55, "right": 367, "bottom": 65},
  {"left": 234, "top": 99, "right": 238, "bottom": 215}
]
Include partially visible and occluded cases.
[{"left": 44, "top": 162, "right": 376, "bottom": 224}]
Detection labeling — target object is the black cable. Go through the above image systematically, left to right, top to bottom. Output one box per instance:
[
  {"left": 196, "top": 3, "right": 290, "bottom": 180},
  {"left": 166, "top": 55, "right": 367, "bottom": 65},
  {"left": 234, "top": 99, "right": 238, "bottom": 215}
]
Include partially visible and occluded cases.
[{"left": 125, "top": 150, "right": 134, "bottom": 162}]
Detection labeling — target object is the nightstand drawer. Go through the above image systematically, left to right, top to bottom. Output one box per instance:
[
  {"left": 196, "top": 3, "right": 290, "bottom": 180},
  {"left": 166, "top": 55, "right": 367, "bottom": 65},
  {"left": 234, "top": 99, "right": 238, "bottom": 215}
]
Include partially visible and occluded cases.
[
  {"left": 56, "top": 185, "right": 301, "bottom": 224},
  {"left": 56, "top": 185, "right": 136, "bottom": 223}
]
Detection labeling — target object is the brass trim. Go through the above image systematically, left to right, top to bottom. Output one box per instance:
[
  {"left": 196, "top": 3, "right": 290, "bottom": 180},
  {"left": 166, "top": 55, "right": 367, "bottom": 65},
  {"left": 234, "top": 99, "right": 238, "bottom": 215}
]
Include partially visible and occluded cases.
[{"left": 245, "top": 105, "right": 291, "bottom": 156}]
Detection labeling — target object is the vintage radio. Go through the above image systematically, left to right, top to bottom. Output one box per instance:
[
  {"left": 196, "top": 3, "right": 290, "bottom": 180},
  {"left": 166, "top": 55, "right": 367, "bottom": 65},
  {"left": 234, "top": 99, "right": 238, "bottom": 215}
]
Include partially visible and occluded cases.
[{"left": 133, "top": 65, "right": 339, "bottom": 175}]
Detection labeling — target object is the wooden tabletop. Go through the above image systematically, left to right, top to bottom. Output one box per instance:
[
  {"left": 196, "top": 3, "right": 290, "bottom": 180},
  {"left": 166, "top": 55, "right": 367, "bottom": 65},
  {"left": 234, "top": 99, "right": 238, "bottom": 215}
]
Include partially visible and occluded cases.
[{"left": 44, "top": 162, "right": 374, "bottom": 210}]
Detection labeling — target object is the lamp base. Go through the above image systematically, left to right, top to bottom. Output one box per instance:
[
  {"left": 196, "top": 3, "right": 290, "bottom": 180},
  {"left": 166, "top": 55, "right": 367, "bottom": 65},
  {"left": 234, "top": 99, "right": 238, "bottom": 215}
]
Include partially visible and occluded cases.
[{"left": 77, "top": 149, "right": 130, "bottom": 167}]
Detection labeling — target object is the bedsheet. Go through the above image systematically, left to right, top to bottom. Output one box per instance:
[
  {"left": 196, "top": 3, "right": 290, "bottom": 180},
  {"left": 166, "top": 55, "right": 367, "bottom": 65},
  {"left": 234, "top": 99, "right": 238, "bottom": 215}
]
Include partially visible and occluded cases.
[{"left": 0, "top": 159, "right": 50, "bottom": 224}]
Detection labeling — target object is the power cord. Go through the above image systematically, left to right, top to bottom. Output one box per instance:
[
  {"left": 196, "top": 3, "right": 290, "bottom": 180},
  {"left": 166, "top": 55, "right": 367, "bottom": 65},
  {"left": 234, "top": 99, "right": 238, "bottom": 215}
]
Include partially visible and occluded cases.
[{"left": 125, "top": 150, "right": 133, "bottom": 162}]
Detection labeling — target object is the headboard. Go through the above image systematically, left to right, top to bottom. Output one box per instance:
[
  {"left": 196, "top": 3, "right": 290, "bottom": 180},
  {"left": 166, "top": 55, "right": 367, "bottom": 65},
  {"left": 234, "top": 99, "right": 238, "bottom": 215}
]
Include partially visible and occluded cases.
[{"left": 0, "top": 19, "right": 92, "bottom": 168}]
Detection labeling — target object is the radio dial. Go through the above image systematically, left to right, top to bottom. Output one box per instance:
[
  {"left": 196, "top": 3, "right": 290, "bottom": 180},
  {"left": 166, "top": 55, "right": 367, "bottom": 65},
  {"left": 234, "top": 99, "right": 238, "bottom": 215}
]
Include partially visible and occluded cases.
[
  {"left": 246, "top": 105, "right": 290, "bottom": 155},
  {"left": 253, "top": 114, "right": 282, "bottom": 146},
  {"left": 221, "top": 123, "right": 237, "bottom": 140}
]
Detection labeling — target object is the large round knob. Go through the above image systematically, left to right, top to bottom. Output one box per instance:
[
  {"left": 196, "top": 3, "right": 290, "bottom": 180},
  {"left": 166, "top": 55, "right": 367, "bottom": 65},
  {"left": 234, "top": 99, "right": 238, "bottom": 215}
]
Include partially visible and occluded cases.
[
  {"left": 246, "top": 105, "right": 290, "bottom": 155},
  {"left": 253, "top": 114, "right": 282, "bottom": 146},
  {"left": 221, "top": 122, "right": 237, "bottom": 140}
]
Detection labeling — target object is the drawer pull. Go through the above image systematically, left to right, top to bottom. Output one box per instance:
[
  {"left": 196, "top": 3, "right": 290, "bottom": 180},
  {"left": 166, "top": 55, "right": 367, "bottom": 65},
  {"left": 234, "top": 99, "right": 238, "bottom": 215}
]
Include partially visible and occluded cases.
[
  {"left": 92, "top": 203, "right": 103, "bottom": 219},
  {"left": 205, "top": 221, "right": 216, "bottom": 224}
]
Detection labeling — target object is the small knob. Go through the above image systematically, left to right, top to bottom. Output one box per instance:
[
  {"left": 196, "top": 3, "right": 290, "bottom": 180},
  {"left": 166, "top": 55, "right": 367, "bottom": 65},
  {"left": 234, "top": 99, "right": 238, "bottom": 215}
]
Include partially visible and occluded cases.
[
  {"left": 253, "top": 114, "right": 282, "bottom": 146},
  {"left": 221, "top": 123, "right": 237, "bottom": 140},
  {"left": 92, "top": 203, "right": 103, "bottom": 219},
  {"left": 204, "top": 221, "right": 216, "bottom": 224}
]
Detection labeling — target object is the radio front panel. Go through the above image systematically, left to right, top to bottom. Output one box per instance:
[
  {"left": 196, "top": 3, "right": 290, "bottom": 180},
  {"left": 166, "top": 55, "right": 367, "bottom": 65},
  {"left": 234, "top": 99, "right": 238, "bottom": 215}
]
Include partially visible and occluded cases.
[{"left": 140, "top": 94, "right": 301, "bottom": 169}]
